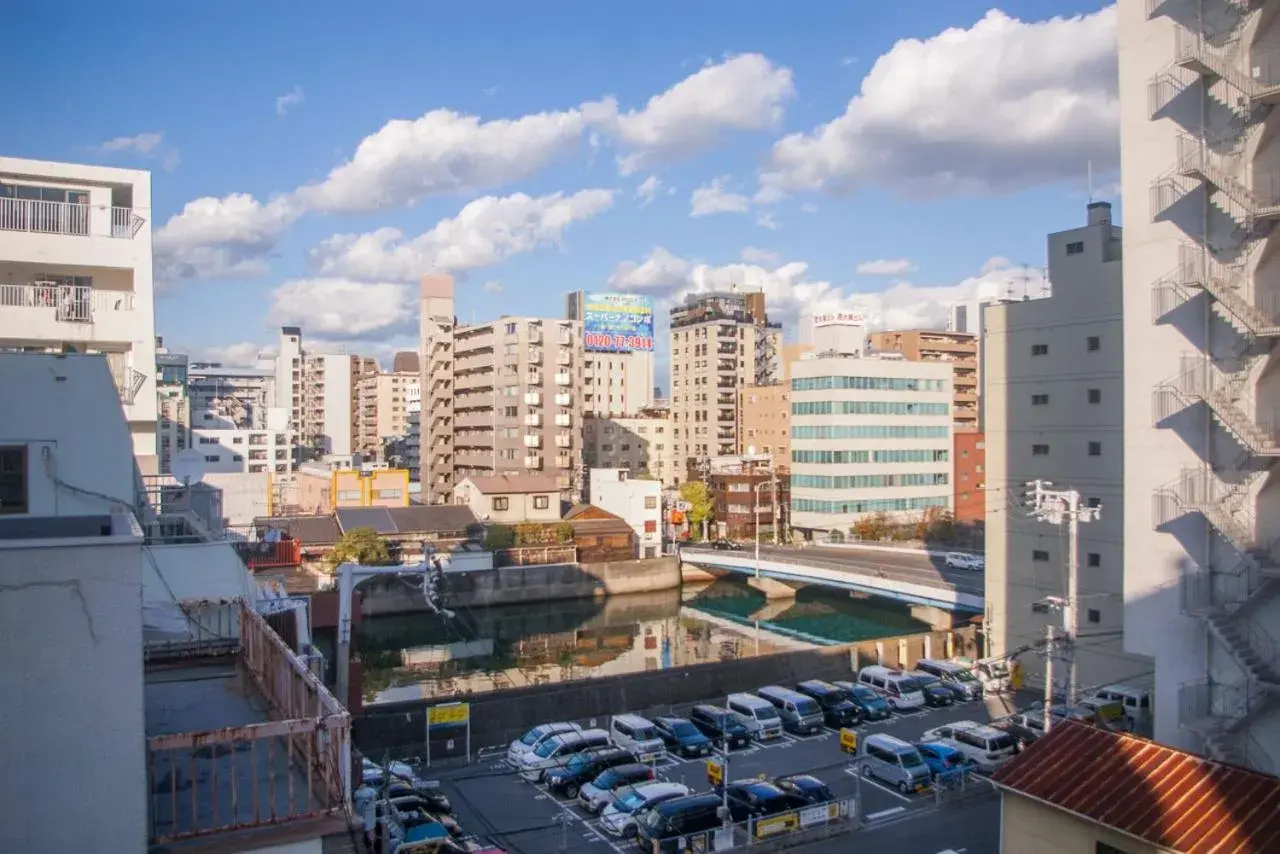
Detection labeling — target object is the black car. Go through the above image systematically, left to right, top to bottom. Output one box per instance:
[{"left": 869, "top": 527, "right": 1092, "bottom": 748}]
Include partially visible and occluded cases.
[
  {"left": 711, "top": 539, "right": 743, "bottom": 550},
  {"left": 910, "top": 672, "right": 968, "bottom": 704},
  {"left": 909, "top": 676, "right": 955, "bottom": 708},
  {"left": 794, "top": 680, "right": 861, "bottom": 727},
  {"left": 832, "top": 681, "right": 893, "bottom": 721},
  {"left": 689, "top": 704, "right": 751, "bottom": 749},
  {"left": 993, "top": 715, "right": 1044, "bottom": 753},
  {"left": 653, "top": 716, "right": 713, "bottom": 758},
  {"left": 543, "top": 747, "right": 636, "bottom": 798},
  {"left": 772, "top": 774, "right": 834, "bottom": 806},
  {"left": 723, "top": 780, "right": 796, "bottom": 818},
  {"left": 384, "top": 783, "right": 452, "bottom": 814}
]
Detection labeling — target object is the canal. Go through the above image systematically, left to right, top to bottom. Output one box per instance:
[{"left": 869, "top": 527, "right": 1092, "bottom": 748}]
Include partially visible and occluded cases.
[{"left": 352, "top": 577, "right": 934, "bottom": 706}]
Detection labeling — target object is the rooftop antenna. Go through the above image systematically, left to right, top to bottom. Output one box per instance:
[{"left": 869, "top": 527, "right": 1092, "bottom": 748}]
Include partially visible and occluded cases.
[
  {"left": 1087, "top": 159, "right": 1094, "bottom": 204},
  {"left": 1016, "top": 265, "right": 1034, "bottom": 301},
  {"left": 171, "top": 448, "right": 208, "bottom": 487}
]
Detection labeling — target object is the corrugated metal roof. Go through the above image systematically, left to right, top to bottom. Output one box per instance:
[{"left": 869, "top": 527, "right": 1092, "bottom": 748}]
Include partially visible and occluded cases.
[
  {"left": 386, "top": 505, "right": 479, "bottom": 534},
  {"left": 335, "top": 507, "right": 397, "bottom": 534},
  {"left": 252, "top": 515, "right": 341, "bottom": 545},
  {"left": 992, "top": 720, "right": 1280, "bottom": 853}
]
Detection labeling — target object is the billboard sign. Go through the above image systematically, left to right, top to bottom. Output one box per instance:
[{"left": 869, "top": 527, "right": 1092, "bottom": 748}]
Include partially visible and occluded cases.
[
  {"left": 583, "top": 292, "right": 655, "bottom": 353},
  {"left": 812, "top": 310, "right": 867, "bottom": 327}
]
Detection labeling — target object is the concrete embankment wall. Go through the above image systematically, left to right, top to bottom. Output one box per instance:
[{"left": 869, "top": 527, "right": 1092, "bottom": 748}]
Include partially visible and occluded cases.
[
  {"left": 359, "top": 556, "right": 681, "bottom": 616},
  {"left": 354, "top": 624, "right": 981, "bottom": 759}
]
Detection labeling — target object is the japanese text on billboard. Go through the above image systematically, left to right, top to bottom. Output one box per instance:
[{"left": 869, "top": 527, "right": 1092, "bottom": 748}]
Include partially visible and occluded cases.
[{"left": 583, "top": 292, "right": 654, "bottom": 353}]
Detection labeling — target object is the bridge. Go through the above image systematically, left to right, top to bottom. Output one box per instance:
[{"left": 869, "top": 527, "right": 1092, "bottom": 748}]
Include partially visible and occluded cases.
[{"left": 679, "top": 543, "right": 984, "bottom": 627}]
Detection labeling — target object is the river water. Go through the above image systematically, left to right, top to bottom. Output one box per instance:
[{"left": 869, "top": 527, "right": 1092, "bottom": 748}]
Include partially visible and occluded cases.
[{"left": 355, "top": 578, "right": 932, "bottom": 706}]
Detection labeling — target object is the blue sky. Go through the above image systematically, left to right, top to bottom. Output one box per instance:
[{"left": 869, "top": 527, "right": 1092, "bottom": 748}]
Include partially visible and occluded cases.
[{"left": 3, "top": 1, "right": 1119, "bottom": 370}]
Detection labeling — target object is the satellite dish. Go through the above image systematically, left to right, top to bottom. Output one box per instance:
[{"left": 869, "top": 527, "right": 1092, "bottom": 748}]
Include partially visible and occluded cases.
[{"left": 171, "top": 449, "right": 208, "bottom": 487}]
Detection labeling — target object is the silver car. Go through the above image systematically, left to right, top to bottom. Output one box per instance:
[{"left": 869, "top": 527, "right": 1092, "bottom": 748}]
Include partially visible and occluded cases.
[
  {"left": 577, "top": 763, "right": 656, "bottom": 813},
  {"left": 599, "top": 781, "right": 692, "bottom": 839}
]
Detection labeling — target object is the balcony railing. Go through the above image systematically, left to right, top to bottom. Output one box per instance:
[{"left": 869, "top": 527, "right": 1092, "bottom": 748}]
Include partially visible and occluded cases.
[
  {"left": 0, "top": 197, "right": 146, "bottom": 238},
  {"left": 0, "top": 281, "right": 136, "bottom": 323}
]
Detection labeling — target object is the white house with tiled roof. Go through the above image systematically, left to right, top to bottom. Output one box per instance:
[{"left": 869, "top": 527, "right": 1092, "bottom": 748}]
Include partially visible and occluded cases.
[{"left": 452, "top": 474, "right": 561, "bottom": 524}]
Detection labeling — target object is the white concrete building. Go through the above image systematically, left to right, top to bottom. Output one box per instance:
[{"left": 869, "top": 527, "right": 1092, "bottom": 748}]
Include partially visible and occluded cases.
[
  {"left": 1119, "top": 0, "right": 1280, "bottom": 770},
  {"left": 0, "top": 156, "right": 157, "bottom": 470},
  {"left": 983, "top": 201, "right": 1151, "bottom": 694},
  {"left": 275, "top": 327, "right": 355, "bottom": 461},
  {"left": 788, "top": 345, "right": 953, "bottom": 539},
  {"left": 583, "top": 410, "right": 675, "bottom": 484},
  {"left": 191, "top": 426, "right": 293, "bottom": 475},
  {"left": 588, "top": 467, "right": 663, "bottom": 558}
]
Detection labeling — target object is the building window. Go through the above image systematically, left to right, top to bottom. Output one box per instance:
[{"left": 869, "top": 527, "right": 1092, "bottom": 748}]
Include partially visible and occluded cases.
[
  {"left": 1066, "top": 241, "right": 1084, "bottom": 255},
  {"left": 1087, "top": 335, "right": 1100, "bottom": 351},
  {"left": 1031, "top": 344, "right": 1049, "bottom": 356},
  {"left": 1088, "top": 388, "right": 1101, "bottom": 404},
  {"left": 1032, "top": 393, "right": 1049, "bottom": 406},
  {"left": 1088, "top": 441, "right": 1102, "bottom": 456},
  {"left": 1032, "top": 444, "right": 1049, "bottom": 456},
  {"left": 0, "top": 446, "right": 27, "bottom": 515},
  {"left": 376, "top": 489, "right": 402, "bottom": 500},
  {"left": 533, "top": 495, "right": 550, "bottom": 510},
  {"left": 492, "top": 496, "right": 510, "bottom": 511},
  {"left": 644, "top": 496, "right": 658, "bottom": 510},
  {"left": 1087, "top": 497, "right": 1102, "bottom": 508},
  {"left": 644, "top": 520, "right": 657, "bottom": 533},
  {"left": 1033, "top": 550, "right": 1050, "bottom": 561},
  {"left": 1088, "top": 552, "right": 1101, "bottom": 567},
  {"left": 1088, "top": 608, "right": 1102, "bottom": 624}
]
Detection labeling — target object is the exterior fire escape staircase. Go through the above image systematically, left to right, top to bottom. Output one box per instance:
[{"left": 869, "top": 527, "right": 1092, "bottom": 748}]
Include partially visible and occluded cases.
[{"left": 1149, "top": 1, "right": 1280, "bottom": 773}]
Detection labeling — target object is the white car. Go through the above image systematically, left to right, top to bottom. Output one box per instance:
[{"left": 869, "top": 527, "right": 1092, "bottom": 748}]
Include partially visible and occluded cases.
[
  {"left": 944, "top": 552, "right": 984, "bottom": 571},
  {"left": 506, "top": 722, "right": 582, "bottom": 767},
  {"left": 599, "top": 781, "right": 692, "bottom": 839}
]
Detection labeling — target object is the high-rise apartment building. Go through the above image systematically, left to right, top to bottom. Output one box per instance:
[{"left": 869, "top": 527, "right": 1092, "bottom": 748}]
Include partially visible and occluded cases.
[
  {"left": 1119, "top": 0, "right": 1280, "bottom": 768},
  {"left": 0, "top": 156, "right": 157, "bottom": 469},
  {"left": 984, "top": 201, "right": 1148, "bottom": 695},
  {"left": 418, "top": 275, "right": 456, "bottom": 504},
  {"left": 566, "top": 290, "right": 656, "bottom": 416},
  {"left": 668, "top": 290, "right": 781, "bottom": 480},
  {"left": 274, "top": 327, "right": 356, "bottom": 461},
  {"left": 867, "top": 329, "right": 980, "bottom": 433},
  {"left": 155, "top": 342, "right": 190, "bottom": 476},
  {"left": 741, "top": 343, "right": 811, "bottom": 461},
  {"left": 354, "top": 354, "right": 417, "bottom": 460},
  {"left": 352, "top": 355, "right": 380, "bottom": 457},
  {"left": 188, "top": 361, "right": 292, "bottom": 476}
]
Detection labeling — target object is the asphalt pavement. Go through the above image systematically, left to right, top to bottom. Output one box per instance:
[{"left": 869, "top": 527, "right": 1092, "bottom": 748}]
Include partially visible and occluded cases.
[{"left": 430, "top": 693, "right": 1012, "bottom": 854}]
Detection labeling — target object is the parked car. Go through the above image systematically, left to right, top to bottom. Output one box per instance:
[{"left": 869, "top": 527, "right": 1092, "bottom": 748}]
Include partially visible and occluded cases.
[
  {"left": 712, "top": 539, "right": 743, "bottom": 550},
  {"left": 943, "top": 552, "right": 984, "bottom": 571},
  {"left": 914, "top": 658, "right": 984, "bottom": 701},
  {"left": 856, "top": 665, "right": 925, "bottom": 712},
  {"left": 907, "top": 673, "right": 959, "bottom": 707},
  {"left": 794, "top": 680, "right": 861, "bottom": 727},
  {"left": 833, "top": 681, "right": 893, "bottom": 721},
  {"left": 689, "top": 704, "right": 752, "bottom": 749},
  {"left": 608, "top": 714, "right": 667, "bottom": 759},
  {"left": 992, "top": 715, "right": 1044, "bottom": 752},
  {"left": 652, "top": 716, "right": 713, "bottom": 758},
  {"left": 921, "top": 721, "right": 1016, "bottom": 773},
  {"left": 506, "top": 722, "right": 582, "bottom": 767},
  {"left": 515, "top": 728, "right": 610, "bottom": 782},
  {"left": 857, "top": 734, "right": 932, "bottom": 795},
  {"left": 916, "top": 741, "right": 976, "bottom": 780},
  {"left": 543, "top": 747, "right": 636, "bottom": 798},
  {"left": 578, "top": 763, "right": 657, "bottom": 813},
  {"left": 772, "top": 774, "right": 834, "bottom": 806},
  {"left": 723, "top": 780, "right": 796, "bottom": 818},
  {"left": 599, "top": 782, "right": 692, "bottom": 840},
  {"left": 383, "top": 783, "right": 452, "bottom": 814}
]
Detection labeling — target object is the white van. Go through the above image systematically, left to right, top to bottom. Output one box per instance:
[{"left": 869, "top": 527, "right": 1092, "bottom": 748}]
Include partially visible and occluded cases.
[
  {"left": 944, "top": 552, "right": 984, "bottom": 571},
  {"left": 953, "top": 656, "right": 1011, "bottom": 694},
  {"left": 915, "top": 658, "right": 983, "bottom": 701},
  {"left": 857, "top": 665, "right": 925, "bottom": 711},
  {"left": 1090, "top": 684, "right": 1152, "bottom": 732},
  {"left": 726, "top": 693, "right": 784, "bottom": 740},
  {"left": 609, "top": 714, "right": 666, "bottom": 759},
  {"left": 922, "top": 721, "right": 1016, "bottom": 773},
  {"left": 507, "top": 722, "right": 582, "bottom": 766},
  {"left": 516, "top": 728, "right": 610, "bottom": 781},
  {"left": 858, "top": 733, "right": 932, "bottom": 794}
]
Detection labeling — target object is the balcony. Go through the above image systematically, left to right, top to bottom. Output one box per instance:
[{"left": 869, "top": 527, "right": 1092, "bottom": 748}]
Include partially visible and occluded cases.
[
  {"left": 0, "top": 197, "right": 144, "bottom": 238},
  {"left": 0, "top": 282, "right": 138, "bottom": 345},
  {"left": 527, "top": 348, "right": 544, "bottom": 363},
  {"left": 557, "top": 351, "right": 572, "bottom": 366},
  {"left": 555, "top": 372, "right": 572, "bottom": 386},
  {"left": 525, "top": 391, "right": 543, "bottom": 406},
  {"left": 554, "top": 392, "right": 572, "bottom": 406},
  {"left": 555, "top": 412, "right": 572, "bottom": 427},
  {"left": 525, "top": 413, "right": 543, "bottom": 427},
  {"left": 523, "top": 434, "right": 543, "bottom": 448},
  {"left": 555, "top": 434, "right": 572, "bottom": 448},
  {"left": 555, "top": 454, "right": 573, "bottom": 469},
  {"left": 525, "top": 455, "right": 543, "bottom": 469},
  {"left": 229, "top": 531, "right": 303, "bottom": 570},
  {"left": 145, "top": 601, "right": 349, "bottom": 844}
]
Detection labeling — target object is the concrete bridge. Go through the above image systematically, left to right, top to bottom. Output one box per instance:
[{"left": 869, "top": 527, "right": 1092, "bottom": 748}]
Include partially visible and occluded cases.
[{"left": 679, "top": 543, "right": 984, "bottom": 628}]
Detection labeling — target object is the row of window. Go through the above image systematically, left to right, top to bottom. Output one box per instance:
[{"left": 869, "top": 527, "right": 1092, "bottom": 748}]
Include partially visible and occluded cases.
[
  {"left": 1030, "top": 335, "right": 1100, "bottom": 357},
  {"left": 791, "top": 376, "right": 947, "bottom": 392},
  {"left": 1032, "top": 388, "right": 1103, "bottom": 405},
  {"left": 791, "top": 401, "right": 950, "bottom": 417},
  {"left": 792, "top": 425, "right": 951, "bottom": 440},
  {"left": 1032, "top": 441, "right": 1103, "bottom": 457},
  {"left": 791, "top": 449, "right": 950, "bottom": 464},
  {"left": 792, "top": 473, "right": 950, "bottom": 489},
  {"left": 791, "top": 495, "right": 950, "bottom": 514}
]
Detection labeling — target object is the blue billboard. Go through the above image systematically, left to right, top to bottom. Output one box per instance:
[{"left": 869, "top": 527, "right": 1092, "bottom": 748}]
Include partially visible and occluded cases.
[{"left": 582, "top": 292, "right": 655, "bottom": 353}]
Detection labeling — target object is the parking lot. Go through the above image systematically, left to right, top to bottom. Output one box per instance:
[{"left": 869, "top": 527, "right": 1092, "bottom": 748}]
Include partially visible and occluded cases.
[{"left": 431, "top": 695, "right": 1010, "bottom": 853}]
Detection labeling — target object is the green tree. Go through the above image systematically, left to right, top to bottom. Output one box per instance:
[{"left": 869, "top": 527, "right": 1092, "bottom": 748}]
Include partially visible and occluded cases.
[
  {"left": 679, "top": 481, "right": 714, "bottom": 538},
  {"left": 553, "top": 521, "right": 576, "bottom": 544},
  {"left": 483, "top": 524, "right": 516, "bottom": 550},
  {"left": 324, "top": 526, "right": 394, "bottom": 571}
]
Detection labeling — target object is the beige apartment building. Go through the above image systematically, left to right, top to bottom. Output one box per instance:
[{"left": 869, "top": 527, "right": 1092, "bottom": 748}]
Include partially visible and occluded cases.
[
  {"left": 1118, "top": 0, "right": 1280, "bottom": 770},
  {"left": 419, "top": 275, "right": 455, "bottom": 503},
  {"left": 669, "top": 290, "right": 782, "bottom": 481},
  {"left": 274, "top": 327, "right": 358, "bottom": 461},
  {"left": 867, "top": 329, "right": 979, "bottom": 432},
  {"left": 741, "top": 343, "right": 811, "bottom": 460},
  {"left": 355, "top": 352, "right": 419, "bottom": 460},
  {"left": 583, "top": 408, "right": 675, "bottom": 484}
]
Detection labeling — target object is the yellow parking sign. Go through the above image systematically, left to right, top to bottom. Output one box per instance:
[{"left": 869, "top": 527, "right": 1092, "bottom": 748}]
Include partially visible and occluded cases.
[
  {"left": 427, "top": 702, "right": 470, "bottom": 728},
  {"left": 839, "top": 728, "right": 858, "bottom": 754},
  {"left": 706, "top": 757, "right": 724, "bottom": 787}
]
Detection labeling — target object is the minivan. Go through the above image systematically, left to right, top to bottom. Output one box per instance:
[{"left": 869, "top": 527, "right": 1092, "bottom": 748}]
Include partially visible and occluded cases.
[
  {"left": 915, "top": 658, "right": 983, "bottom": 700},
  {"left": 857, "top": 665, "right": 925, "bottom": 711},
  {"left": 794, "top": 680, "right": 860, "bottom": 727},
  {"left": 832, "top": 681, "right": 893, "bottom": 721},
  {"left": 1090, "top": 684, "right": 1152, "bottom": 732},
  {"left": 756, "top": 685, "right": 825, "bottom": 734},
  {"left": 726, "top": 692, "right": 784, "bottom": 741},
  {"left": 609, "top": 714, "right": 667, "bottom": 759},
  {"left": 922, "top": 721, "right": 1016, "bottom": 773},
  {"left": 507, "top": 722, "right": 582, "bottom": 766},
  {"left": 515, "top": 728, "right": 610, "bottom": 781},
  {"left": 858, "top": 733, "right": 932, "bottom": 794},
  {"left": 635, "top": 793, "right": 736, "bottom": 851}
]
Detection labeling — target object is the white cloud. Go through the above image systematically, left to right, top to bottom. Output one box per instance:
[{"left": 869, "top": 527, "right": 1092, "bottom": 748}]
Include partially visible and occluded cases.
[
  {"left": 758, "top": 7, "right": 1118, "bottom": 200},
  {"left": 602, "top": 53, "right": 795, "bottom": 175},
  {"left": 276, "top": 86, "right": 306, "bottom": 116},
  {"left": 101, "top": 132, "right": 164, "bottom": 154},
  {"left": 636, "top": 175, "right": 664, "bottom": 205},
  {"left": 690, "top": 177, "right": 751, "bottom": 217},
  {"left": 310, "top": 189, "right": 615, "bottom": 280},
  {"left": 154, "top": 193, "right": 301, "bottom": 284},
  {"left": 800, "top": 202, "right": 819, "bottom": 214},
  {"left": 756, "top": 211, "right": 780, "bottom": 231},
  {"left": 607, "top": 246, "right": 691, "bottom": 292},
  {"left": 741, "top": 247, "right": 780, "bottom": 265},
  {"left": 856, "top": 258, "right": 916, "bottom": 275},
  {"left": 267, "top": 278, "right": 417, "bottom": 340},
  {"left": 483, "top": 280, "right": 503, "bottom": 293},
  {"left": 187, "top": 341, "right": 270, "bottom": 367}
]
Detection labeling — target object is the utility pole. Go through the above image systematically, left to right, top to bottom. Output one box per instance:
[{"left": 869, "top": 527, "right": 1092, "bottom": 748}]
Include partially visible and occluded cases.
[
  {"left": 771, "top": 465, "right": 780, "bottom": 545},
  {"left": 1024, "top": 479, "right": 1100, "bottom": 709},
  {"left": 1043, "top": 623, "right": 1055, "bottom": 733}
]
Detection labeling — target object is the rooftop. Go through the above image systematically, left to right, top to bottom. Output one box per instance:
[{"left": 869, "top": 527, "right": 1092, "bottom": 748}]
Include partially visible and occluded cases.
[
  {"left": 459, "top": 473, "right": 560, "bottom": 495},
  {"left": 333, "top": 504, "right": 481, "bottom": 536},
  {"left": 992, "top": 720, "right": 1280, "bottom": 853}
]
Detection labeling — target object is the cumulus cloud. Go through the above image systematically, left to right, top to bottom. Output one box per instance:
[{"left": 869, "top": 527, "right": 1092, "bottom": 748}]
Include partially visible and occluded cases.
[
  {"left": 758, "top": 7, "right": 1118, "bottom": 200},
  {"left": 276, "top": 86, "right": 306, "bottom": 116},
  {"left": 101, "top": 132, "right": 164, "bottom": 154},
  {"left": 636, "top": 175, "right": 664, "bottom": 205},
  {"left": 690, "top": 177, "right": 751, "bottom": 217},
  {"left": 309, "top": 189, "right": 616, "bottom": 280},
  {"left": 154, "top": 193, "right": 301, "bottom": 284},
  {"left": 756, "top": 211, "right": 780, "bottom": 231},
  {"left": 607, "top": 246, "right": 691, "bottom": 292},
  {"left": 741, "top": 247, "right": 780, "bottom": 265},
  {"left": 856, "top": 258, "right": 916, "bottom": 275},
  {"left": 266, "top": 278, "right": 417, "bottom": 341}
]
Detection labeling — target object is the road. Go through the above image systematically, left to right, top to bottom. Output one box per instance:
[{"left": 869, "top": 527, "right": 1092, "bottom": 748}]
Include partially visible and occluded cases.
[
  {"left": 684, "top": 543, "right": 985, "bottom": 595},
  {"left": 431, "top": 694, "right": 1012, "bottom": 854}
]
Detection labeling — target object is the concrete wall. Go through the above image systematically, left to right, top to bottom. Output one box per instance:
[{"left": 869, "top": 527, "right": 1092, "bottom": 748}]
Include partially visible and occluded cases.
[
  {"left": 359, "top": 556, "right": 681, "bottom": 616},
  {"left": 354, "top": 625, "right": 979, "bottom": 757},
  {"left": 1001, "top": 792, "right": 1157, "bottom": 854}
]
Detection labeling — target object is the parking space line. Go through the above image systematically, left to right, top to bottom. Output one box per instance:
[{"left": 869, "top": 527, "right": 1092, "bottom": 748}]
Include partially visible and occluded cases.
[
  {"left": 856, "top": 773, "right": 915, "bottom": 803},
  {"left": 865, "top": 806, "right": 907, "bottom": 821}
]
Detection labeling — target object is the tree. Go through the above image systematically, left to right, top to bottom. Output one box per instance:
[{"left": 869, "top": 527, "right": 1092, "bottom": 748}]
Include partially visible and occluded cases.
[
  {"left": 680, "top": 481, "right": 714, "bottom": 538},
  {"left": 852, "top": 512, "right": 890, "bottom": 542},
  {"left": 553, "top": 522, "right": 575, "bottom": 544},
  {"left": 483, "top": 524, "right": 516, "bottom": 550},
  {"left": 324, "top": 526, "right": 394, "bottom": 571}
]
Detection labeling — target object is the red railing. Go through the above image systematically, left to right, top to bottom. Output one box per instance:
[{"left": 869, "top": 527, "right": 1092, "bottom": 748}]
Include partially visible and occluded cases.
[{"left": 233, "top": 537, "right": 303, "bottom": 569}]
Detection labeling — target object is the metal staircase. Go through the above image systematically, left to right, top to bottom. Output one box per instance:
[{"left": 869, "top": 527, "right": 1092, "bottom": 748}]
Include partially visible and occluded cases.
[{"left": 1154, "top": 355, "right": 1280, "bottom": 455}]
